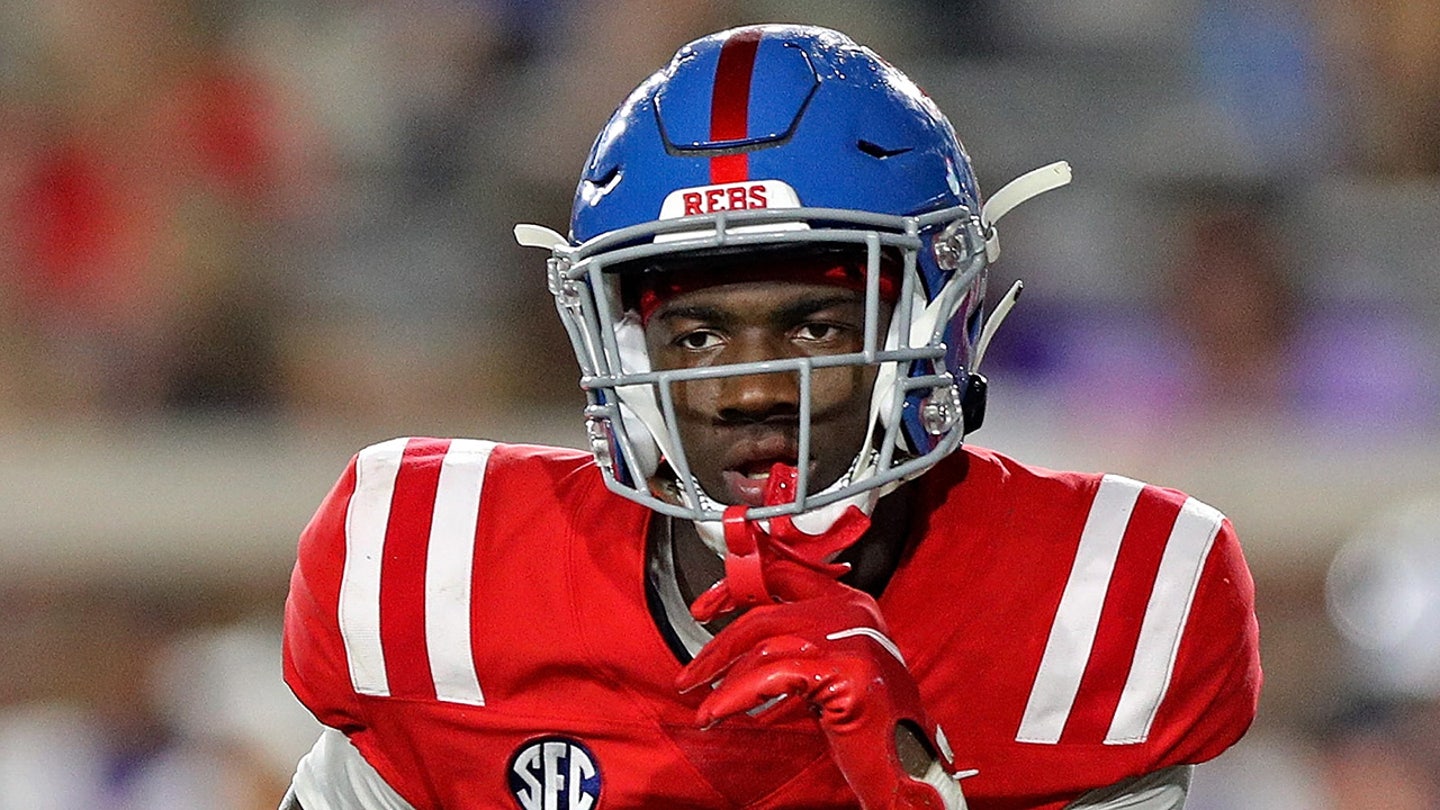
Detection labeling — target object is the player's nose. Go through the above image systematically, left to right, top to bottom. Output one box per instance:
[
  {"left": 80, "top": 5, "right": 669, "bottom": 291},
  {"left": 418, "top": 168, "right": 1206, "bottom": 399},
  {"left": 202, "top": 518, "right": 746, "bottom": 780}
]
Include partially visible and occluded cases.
[
  {"left": 713, "top": 333, "right": 801, "bottom": 423},
  {"left": 715, "top": 369, "right": 801, "bottom": 424}
]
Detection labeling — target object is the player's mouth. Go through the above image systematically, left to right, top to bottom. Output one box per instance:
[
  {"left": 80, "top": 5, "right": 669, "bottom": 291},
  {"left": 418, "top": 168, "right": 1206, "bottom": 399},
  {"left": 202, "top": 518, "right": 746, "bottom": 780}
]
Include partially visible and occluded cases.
[{"left": 719, "top": 452, "right": 815, "bottom": 507}]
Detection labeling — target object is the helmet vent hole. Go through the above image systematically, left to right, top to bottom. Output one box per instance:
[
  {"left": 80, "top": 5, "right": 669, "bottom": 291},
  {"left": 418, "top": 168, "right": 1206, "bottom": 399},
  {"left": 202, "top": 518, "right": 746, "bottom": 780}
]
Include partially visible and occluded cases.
[{"left": 856, "top": 139, "right": 912, "bottom": 159}]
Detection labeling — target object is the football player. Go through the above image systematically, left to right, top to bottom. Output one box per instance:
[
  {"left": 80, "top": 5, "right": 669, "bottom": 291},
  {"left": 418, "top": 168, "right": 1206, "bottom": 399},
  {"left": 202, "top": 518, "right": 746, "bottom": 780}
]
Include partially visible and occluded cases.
[{"left": 280, "top": 24, "right": 1260, "bottom": 810}]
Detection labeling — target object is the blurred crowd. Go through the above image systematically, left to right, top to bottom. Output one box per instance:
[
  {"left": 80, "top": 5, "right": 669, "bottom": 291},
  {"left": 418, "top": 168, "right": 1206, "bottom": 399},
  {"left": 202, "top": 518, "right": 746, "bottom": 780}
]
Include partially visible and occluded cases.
[
  {"left": 2, "top": 0, "right": 1440, "bottom": 807},
  {"left": 2, "top": 0, "right": 1437, "bottom": 430}
]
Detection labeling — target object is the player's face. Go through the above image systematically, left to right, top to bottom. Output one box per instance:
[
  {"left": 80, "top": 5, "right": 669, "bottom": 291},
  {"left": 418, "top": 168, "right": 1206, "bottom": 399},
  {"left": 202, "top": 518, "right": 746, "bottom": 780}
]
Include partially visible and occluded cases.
[{"left": 644, "top": 279, "right": 888, "bottom": 507}]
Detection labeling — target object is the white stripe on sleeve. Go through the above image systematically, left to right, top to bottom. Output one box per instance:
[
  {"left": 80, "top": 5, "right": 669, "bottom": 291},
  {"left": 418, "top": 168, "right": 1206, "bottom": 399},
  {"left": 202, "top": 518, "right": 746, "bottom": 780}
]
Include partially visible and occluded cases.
[
  {"left": 339, "top": 437, "right": 409, "bottom": 697},
  {"left": 424, "top": 438, "right": 495, "bottom": 705},
  {"left": 1016, "top": 475, "right": 1144, "bottom": 744},
  {"left": 1105, "top": 498, "right": 1223, "bottom": 744},
  {"left": 293, "top": 728, "right": 419, "bottom": 810}
]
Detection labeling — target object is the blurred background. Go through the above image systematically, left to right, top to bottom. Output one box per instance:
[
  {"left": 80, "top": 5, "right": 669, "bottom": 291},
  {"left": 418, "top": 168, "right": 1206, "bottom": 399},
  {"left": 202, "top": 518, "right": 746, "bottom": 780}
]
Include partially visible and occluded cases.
[{"left": 2, "top": 0, "right": 1439, "bottom": 807}]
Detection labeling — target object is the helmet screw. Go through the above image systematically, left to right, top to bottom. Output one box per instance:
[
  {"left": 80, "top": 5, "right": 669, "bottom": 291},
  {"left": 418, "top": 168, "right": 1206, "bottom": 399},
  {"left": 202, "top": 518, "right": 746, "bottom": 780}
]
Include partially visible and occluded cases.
[
  {"left": 932, "top": 220, "right": 969, "bottom": 271},
  {"left": 558, "top": 280, "right": 585, "bottom": 313},
  {"left": 920, "top": 387, "right": 963, "bottom": 435}
]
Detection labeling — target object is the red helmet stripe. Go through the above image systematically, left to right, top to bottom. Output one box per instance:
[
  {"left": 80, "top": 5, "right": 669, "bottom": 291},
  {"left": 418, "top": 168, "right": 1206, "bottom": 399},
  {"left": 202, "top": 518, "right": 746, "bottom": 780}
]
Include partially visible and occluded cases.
[{"left": 708, "top": 28, "right": 762, "bottom": 183}]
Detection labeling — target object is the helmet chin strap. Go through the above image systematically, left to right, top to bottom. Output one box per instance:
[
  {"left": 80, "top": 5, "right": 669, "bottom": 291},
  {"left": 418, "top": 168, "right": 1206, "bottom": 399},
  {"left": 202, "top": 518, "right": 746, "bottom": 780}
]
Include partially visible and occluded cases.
[
  {"left": 967, "top": 160, "right": 1070, "bottom": 373},
  {"left": 980, "top": 161, "right": 1072, "bottom": 263},
  {"left": 513, "top": 223, "right": 567, "bottom": 250},
  {"left": 973, "top": 279, "right": 1024, "bottom": 373}
]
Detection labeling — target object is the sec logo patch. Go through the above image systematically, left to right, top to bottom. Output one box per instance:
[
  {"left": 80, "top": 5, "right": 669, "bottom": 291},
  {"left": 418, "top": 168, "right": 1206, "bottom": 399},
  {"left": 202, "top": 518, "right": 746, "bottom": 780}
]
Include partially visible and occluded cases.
[{"left": 508, "top": 736, "right": 602, "bottom": 810}]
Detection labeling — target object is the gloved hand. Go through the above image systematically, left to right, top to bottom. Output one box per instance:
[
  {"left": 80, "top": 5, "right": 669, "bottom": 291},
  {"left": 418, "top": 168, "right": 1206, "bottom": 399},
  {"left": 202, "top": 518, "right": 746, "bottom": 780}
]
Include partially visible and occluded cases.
[{"left": 676, "top": 580, "right": 964, "bottom": 809}]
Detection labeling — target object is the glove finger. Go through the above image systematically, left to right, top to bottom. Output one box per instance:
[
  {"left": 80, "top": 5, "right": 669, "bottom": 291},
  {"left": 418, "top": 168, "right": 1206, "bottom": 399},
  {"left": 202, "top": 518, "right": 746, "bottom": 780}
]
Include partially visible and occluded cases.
[
  {"left": 688, "top": 580, "right": 734, "bottom": 624},
  {"left": 679, "top": 592, "right": 887, "bottom": 692},
  {"left": 677, "top": 599, "right": 833, "bottom": 692},
  {"left": 678, "top": 613, "right": 785, "bottom": 692},
  {"left": 676, "top": 630, "right": 815, "bottom": 694},
  {"left": 716, "top": 634, "right": 817, "bottom": 682},
  {"left": 676, "top": 640, "right": 739, "bottom": 694},
  {"left": 696, "top": 664, "right": 815, "bottom": 727}
]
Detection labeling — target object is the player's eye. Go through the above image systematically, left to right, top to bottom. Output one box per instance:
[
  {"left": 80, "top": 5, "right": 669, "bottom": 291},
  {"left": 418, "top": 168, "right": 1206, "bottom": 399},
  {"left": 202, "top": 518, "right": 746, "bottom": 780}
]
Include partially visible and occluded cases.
[
  {"left": 793, "top": 323, "right": 843, "bottom": 343},
  {"left": 675, "top": 330, "right": 724, "bottom": 350}
]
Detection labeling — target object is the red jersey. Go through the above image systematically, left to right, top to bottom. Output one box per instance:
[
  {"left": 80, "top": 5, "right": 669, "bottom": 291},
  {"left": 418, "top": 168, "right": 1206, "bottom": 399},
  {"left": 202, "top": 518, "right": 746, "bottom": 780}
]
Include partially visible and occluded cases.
[{"left": 283, "top": 438, "right": 1260, "bottom": 809}]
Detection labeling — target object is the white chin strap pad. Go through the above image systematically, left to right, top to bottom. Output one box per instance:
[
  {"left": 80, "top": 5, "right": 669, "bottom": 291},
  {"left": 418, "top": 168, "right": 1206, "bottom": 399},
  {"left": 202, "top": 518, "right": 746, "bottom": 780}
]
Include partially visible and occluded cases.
[{"left": 612, "top": 315, "right": 668, "bottom": 481}]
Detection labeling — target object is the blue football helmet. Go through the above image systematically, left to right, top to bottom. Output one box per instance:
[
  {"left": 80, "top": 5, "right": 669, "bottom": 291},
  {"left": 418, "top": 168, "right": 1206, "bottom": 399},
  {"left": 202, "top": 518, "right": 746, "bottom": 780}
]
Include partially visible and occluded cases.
[{"left": 516, "top": 24, "right": 1068, "bottom": 535}]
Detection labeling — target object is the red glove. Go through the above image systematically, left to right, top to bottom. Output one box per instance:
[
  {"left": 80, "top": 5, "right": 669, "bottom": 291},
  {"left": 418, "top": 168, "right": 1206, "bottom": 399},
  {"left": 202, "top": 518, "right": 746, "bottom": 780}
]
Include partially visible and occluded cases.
[{"left": 676, "top": 581, "right": 962, "bottom": 809}]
